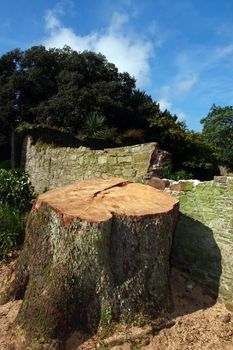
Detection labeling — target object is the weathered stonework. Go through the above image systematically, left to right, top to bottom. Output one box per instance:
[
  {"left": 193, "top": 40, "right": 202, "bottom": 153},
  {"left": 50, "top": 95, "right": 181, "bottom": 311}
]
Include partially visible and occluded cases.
[
  {"left": 20, "top": 135, "right": 233, "bottom": 312},
  {"left": 21, "top": 136, "right": 166, "bottom": 193},
  {"left": 172, "top": 176, "right": 233, "bottom": 311}
]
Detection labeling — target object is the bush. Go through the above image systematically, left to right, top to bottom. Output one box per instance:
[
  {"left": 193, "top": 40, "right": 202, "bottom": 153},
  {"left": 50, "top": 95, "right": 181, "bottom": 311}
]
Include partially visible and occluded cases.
[
  {"left": 201, "top": 105, "right": 233, "bottom": 169},
  {"left": 161, "top": 164, "right": 193, "bottom": 180},
  {"left": 0, "top": 169, "right": 35, "bottom": 212},
  {"left": 0, "top": 169, "right": 34, "bottom": 260},
  {"left": 0, "top": 205, "right": 25, "bottom": 260}
]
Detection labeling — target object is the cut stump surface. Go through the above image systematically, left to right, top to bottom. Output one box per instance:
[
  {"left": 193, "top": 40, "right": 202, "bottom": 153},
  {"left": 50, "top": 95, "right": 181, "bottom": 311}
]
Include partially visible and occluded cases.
[{"left": 35, "top": 177, "right": 178, "bottom": 222}]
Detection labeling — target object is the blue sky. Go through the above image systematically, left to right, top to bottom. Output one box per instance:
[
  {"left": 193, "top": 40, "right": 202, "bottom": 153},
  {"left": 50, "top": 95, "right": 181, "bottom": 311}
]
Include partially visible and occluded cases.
[{"left": 1, "top": 0, "right": 233, "bottom": 130}]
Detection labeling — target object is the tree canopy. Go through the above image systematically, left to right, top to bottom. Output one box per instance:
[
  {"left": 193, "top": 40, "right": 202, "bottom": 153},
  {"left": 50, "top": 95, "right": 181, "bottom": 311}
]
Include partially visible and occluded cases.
[
  {"left": 0, "top": 45, "right": 219, "bottom": 179},
  {"left": 0, "top": 46, "right": 157, "bottom": 134},
  {"left": 201, "top": 104, "right": 233, "bottom": 170}
]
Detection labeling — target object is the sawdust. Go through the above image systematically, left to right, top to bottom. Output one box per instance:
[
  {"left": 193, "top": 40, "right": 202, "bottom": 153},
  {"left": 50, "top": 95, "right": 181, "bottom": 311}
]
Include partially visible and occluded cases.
[{"left": 0, "top": 263, "right": 232, "bottom": 350}]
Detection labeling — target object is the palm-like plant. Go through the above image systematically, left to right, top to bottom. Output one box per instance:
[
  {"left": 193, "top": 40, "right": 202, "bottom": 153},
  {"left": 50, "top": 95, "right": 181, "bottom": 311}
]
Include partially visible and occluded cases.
[{"left": 82, "top": 112, "right": 106, "bottom": 138}]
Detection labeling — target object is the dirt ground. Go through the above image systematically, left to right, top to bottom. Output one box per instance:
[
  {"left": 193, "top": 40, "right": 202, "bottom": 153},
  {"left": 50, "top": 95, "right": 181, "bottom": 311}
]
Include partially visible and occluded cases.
[{"left": 0, "top": 261, "right": 233, "bottom": 350}]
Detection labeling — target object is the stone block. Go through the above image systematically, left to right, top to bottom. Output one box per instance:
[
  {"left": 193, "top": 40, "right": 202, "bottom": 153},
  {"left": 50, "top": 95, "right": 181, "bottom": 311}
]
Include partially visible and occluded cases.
[
  {"left": 131, "top": 145, "right": 142, "bottom": 153},
  {"left": 133, "top": 153, "right": 149, "bottom": 163},
  {"left": 70, "top": 154, "right": 77, "bottom": 161},
  {"left": 78, "top": 156, "right": 84, "bottom": 165},
  {"left": 98, "top": 156, "right": 108, "bottom": 165},
  {"left": 108, "top": 156, "right": 117, "bottom": 165},
  {"left": 118, "top": 156, "right": 133, "bottom": 164},
  {"left": 134, "top": 163, "right": 147, "bottom": 170},
  {"left": 114, "top": 169, "right": 124, "bottom": 176},
  {"left": 122, "top": 169, "right": 133, "bottom": 177},
  {"left": 214, "top": 176, "right": 227, "bottom": 183},
  {"left": 148, "top": 177, "right": 166, "bottom": 190},
  {"left": 170, "top": 181, "right": 188, "bottom": 191}
]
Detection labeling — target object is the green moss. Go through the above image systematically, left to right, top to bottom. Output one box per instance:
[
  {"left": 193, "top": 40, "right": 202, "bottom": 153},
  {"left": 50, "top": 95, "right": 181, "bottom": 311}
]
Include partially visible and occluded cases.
[
  {"left": 173, "top": 180, "right": 233, "bottom": 310},
  {"left": 183, "top": 182, "right": 193, "bottom": 191}
]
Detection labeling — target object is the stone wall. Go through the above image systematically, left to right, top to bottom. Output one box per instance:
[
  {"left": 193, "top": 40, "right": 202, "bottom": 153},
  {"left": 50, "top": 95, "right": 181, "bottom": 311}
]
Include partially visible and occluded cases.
[
  {"left": 21, "top": 135, "right": 233, "bottom": 310},
  {"left": 21, "top": 136, "right": 166, "bottom": 193},
  {"left": 171, "top": 176, "right": 233, "bottom": 310}
]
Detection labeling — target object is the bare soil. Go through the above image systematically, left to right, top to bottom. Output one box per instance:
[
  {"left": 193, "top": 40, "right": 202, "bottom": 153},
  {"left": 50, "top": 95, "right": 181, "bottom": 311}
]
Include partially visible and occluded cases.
[{"left": 0, "top": 262, "right": 233, "bottom": 350}]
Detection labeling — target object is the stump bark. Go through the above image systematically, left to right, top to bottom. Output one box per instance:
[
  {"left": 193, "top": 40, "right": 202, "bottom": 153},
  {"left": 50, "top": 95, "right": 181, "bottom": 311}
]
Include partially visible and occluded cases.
[{"left": 8, "top": 178, "right": 179, "bottom": 347}]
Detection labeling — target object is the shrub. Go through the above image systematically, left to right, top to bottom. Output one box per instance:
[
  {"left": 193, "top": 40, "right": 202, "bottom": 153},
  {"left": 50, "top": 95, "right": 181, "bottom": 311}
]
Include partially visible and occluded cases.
[
  {"left": 162, "top": 164, "right": 193, "bottom": 180},
  {"left": 0, "top": 169, "right": 35, "bottom": 212},
  {"left": 0, "top": 205, "right": 25, "bottom": 260}
]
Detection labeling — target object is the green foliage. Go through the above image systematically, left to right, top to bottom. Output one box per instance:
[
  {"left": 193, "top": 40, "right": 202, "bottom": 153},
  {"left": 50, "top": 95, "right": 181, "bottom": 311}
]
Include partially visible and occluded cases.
[
  {"left": 0, "top": 45, "right": 220, "bottom": 180},
  {"left": 0, "top": 46, "right": 141, "bottom": 135},
  {"left": 201, "top": 104, "right": 233, "bottom": 169},
  {"left": 147, "top": 111, "right": 219, "bottom": 180},
  {"left": 79, "top": 112, "right": 120, "bottom": 146},
  {"left": 81, "top": 112, "right": 106, "bottom": 137},
  {"left": 97, "top": 127, "right": 118, "bottom": 142},
  {"left": 162, "top": 164, "right": 193, "bottom": 180},
  {"left": 0, "top": 169, "right": 34, "bottom": 211},
  {"left": 0, "top": 169, "right": 34, "bottom": 259},
  {"left": 0, "top": 204, "right": 25, "bottom": 260},
  {"left": 100, "top": 307, "right": 116, "bottom": 339},
  {"left": 101, "top": 307, "right": 113, "bottom": 325}
]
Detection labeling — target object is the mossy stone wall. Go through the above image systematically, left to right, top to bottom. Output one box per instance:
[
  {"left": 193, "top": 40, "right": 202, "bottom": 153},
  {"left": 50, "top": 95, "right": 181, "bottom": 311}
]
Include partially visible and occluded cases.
[
  {"left": 21, "top": 134, "right": 233, "bottom": 310},
  {"left": 22, "top": 136, "right": 158, "bottom": 193},
  {"left": 172, "top": 176, "right": 233, "bottom": 310}
]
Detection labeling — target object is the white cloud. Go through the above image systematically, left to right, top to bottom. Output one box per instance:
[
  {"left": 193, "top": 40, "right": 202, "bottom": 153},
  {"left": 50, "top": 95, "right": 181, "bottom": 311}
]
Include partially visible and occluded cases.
[
  {"left": 42, "top": 8, "right": 154, "bottom": 86},
  {"left": 45, "top": 10, "right": 61, "bottom": 30},
  {"left": 108, "top": 12, "right": 129, "bottom": 33},
  {"left": 44, "top": 26, "right": 98, "bottom": 53},
  {"left": 95, "top": 34, "right": 152, "bottom": 83},
  {"left": 215, "top": 44, "right": 233, "bottom": 60},
  {"left": 156, "top": 73, "right": 198, "bottom": 120},
  {"left": 157, "top": 73, "right": 198, "bottom": 107},
  {"left": 176, "top": 74, "right": 198, "bottom": 93},
  {"left": 158, "top": 98, "right": 172, "bottom": 111},
  {"left": 158, "top": 98, "right": 188, "bottom": 122},
  {"left": 174, "top": 110, "right": 188, "bottom": 122}
]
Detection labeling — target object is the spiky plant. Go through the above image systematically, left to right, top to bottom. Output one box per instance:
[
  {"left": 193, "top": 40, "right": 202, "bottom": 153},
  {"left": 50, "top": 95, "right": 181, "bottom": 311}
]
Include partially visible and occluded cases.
[{"left": 82, "top": 112, "right": 106, "bottom": 138}]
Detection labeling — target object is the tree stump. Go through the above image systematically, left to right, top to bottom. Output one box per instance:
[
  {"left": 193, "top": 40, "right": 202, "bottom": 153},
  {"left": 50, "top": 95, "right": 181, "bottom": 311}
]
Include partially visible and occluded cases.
[{"left": 9, "top": 178, "right": 179, "bottom": 347}]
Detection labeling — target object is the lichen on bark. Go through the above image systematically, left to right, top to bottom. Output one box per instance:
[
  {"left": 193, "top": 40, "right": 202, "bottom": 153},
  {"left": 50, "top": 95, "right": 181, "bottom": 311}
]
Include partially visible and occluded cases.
[{"left": 3, "top": 178, "right": 179, "bottom": 348}]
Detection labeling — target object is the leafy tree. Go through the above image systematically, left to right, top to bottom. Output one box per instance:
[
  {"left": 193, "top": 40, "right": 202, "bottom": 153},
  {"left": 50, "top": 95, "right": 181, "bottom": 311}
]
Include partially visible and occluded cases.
[
  {"left": 0, "top": 45, "right": 219, "bottom": 179},
  {"left": 0, "top": 46, "right": 144, "bottom": 135},
  {"left": 0, "top": 49, "right": 22, "bottom": 157},
  {"left": 128, "top": 89, "right": 160, "bottom": 129},
  {"left": 201, "top": 104, "right": 233, "bottom": 169},
  {"left": 147, "top": 110, "right": 219, "bottom": 179}
]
